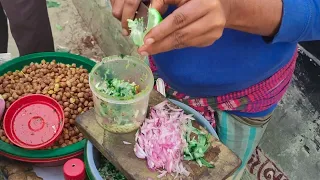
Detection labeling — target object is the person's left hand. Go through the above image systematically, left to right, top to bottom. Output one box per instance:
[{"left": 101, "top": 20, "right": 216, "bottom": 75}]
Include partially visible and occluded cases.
[{"left": 138, "top": 0, "right": 230, "bottom": 56}]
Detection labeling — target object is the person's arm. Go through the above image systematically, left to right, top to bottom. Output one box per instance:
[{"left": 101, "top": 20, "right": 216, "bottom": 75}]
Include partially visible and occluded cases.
[
  {"left": 138, "top": 0, "right": 320, "bottom": 55},
  {"left": 226, "top": 0, "right": 320, "bottom": 43}
]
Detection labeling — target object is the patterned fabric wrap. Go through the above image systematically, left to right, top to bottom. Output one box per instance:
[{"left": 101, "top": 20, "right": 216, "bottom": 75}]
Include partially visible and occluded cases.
[{"left": 149, "top": 50, "right": 298, "bottom": 128}]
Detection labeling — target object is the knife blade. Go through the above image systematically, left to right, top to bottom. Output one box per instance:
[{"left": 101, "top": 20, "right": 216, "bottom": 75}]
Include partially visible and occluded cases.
[{"left": 135, "top": 2, "right": 149, "bottom": 28}]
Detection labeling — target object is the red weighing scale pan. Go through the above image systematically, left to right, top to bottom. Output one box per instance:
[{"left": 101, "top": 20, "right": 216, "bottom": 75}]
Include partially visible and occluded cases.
[{"left": 3, "top": 94, "right": 64, "bottom": 150}]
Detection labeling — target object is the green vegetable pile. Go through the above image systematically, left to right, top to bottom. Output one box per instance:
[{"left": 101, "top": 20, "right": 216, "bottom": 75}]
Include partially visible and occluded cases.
[
  {"left": 128, "top": 8, "right": 163, "bottom": 47},
  {"left": 128, "top": 18, "right": 145, "bottom": 47},
  {"left": 94, "top": 70, "right": 142, "bottom": 129},
  {"left": 95, "top": 78, "right": 139, "bottom": 100},
  {"left": 184, "top": 121, "right": 214, "bottom": 168},
  {"left": 98, "top": 156, "right": 126, "bottom": 180}
]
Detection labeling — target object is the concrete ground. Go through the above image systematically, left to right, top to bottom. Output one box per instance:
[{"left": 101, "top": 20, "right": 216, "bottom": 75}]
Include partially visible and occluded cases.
[
  {"left": 6, "top": 0, "right": 320, "bottom": 179},
  {"left": 8, "top": 0, "right": 104, "bottom": 60},
  {"left": 239, "top": 50, "right": 320, "bottom": 180}
]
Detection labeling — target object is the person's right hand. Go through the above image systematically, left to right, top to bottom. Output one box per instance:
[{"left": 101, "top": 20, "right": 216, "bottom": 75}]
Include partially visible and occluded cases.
[
  {"left": 110, "top": 0, "right": 168, "bottom": 36},
  {"left": 110, "top": 0, "right": 141, "bottom": 36}
]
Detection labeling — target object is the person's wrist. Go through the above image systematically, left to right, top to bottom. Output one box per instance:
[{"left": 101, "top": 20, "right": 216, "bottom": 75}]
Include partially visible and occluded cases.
[
  {"left": 219, "top": 0, "right": 283, "bottom": 36},
  {"left": 220, "top": 0, "right": 233, "bottom": 28}
]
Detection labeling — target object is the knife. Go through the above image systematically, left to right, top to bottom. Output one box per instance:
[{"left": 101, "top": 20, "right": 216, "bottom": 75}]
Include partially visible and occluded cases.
[{"left": 135, "top": 1, "right": 150, "bottom": 27}]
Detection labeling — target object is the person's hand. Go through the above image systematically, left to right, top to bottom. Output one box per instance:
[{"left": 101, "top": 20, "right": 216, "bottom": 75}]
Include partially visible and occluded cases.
[
  {"left": 110, "top": 0, "right": 168, "bottom": 36},
  {"left": 110, "top": 0, "right": 141, "bottom": 36},
  {"left": 138, "top": 0, "right": 231, "bottom": 56}
]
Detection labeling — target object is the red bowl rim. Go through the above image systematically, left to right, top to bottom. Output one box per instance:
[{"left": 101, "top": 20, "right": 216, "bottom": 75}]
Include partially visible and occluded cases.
[{"left": 3, "top": 94, "right": 65, "bottom": 149}]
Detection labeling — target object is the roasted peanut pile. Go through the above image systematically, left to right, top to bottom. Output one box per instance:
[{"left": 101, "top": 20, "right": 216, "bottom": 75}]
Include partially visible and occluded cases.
[{"left": 0, "top": 60, "right": 93, "bottom": 149}]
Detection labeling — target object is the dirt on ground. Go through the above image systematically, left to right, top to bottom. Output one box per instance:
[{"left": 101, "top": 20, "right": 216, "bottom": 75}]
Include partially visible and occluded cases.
[{"left": 8, "top": 0, "right": 104, "bottom": 61}]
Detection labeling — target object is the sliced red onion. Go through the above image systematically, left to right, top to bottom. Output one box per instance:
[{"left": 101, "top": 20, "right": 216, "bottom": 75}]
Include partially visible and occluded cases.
[{"left": 134, "top": 101, "right": 192, "bottom": 178}]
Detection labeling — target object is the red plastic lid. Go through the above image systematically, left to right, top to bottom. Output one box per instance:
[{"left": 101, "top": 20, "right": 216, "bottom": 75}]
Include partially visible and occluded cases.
[
  {"left": 3, "top": 94, "right": 64, "bottom": 149},
  {"left": 63, "top": 158, "right": 86, "bottom": 180}
]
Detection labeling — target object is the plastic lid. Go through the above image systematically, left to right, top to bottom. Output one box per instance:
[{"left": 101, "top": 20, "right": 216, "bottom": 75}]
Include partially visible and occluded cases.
[
  {"left": 3, "top": 94, "right": 64, "bottom": 149},
  {"left": 63, "top": 158, "right": 86, "bottom": 180}
]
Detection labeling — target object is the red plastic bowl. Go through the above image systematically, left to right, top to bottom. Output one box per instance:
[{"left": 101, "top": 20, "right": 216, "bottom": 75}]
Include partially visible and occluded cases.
[{"left": 3, "top": 94, "right": 64, "bottom": 149}]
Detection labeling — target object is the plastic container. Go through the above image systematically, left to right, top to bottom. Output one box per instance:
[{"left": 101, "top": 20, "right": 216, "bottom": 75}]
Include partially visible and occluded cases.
[
  {"left": 0, "top": 52, "right": 95, "bottom": 162},
  {"left": 89, "top": 55, "right": 154, "bottom": 133},
  {"left": 4, "top": 94, "right": 64, "bottom": 149},
  {"left": 84, "top": 99, "right": 219, "bottom": 180},
  {"left": 63, "top": 158, "right": 86, "bottom": 180}
]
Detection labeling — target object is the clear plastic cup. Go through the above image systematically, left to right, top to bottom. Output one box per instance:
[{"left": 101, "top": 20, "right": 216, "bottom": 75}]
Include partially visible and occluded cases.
[{"left": 89, "top": 55, "right": 154, "bottom": 133}]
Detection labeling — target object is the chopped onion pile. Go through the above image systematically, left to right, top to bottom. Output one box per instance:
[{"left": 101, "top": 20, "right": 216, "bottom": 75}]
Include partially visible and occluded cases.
[{"left": 134, "top": 101, "right": 192, "bottom": 178}]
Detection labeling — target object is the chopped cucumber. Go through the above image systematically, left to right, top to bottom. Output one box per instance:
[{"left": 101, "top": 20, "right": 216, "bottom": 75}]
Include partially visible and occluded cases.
[
  {"left": 128, "top": 8, "right": 163, "bottom": 47},
  {"left": 183, "top": 119, "right": 214, "bottom": 168}
]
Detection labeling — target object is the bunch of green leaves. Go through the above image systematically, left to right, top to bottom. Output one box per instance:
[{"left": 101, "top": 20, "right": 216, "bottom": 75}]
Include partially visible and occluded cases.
[{"left": 183, "top": 120, "right": 214, "bottom": 168}]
